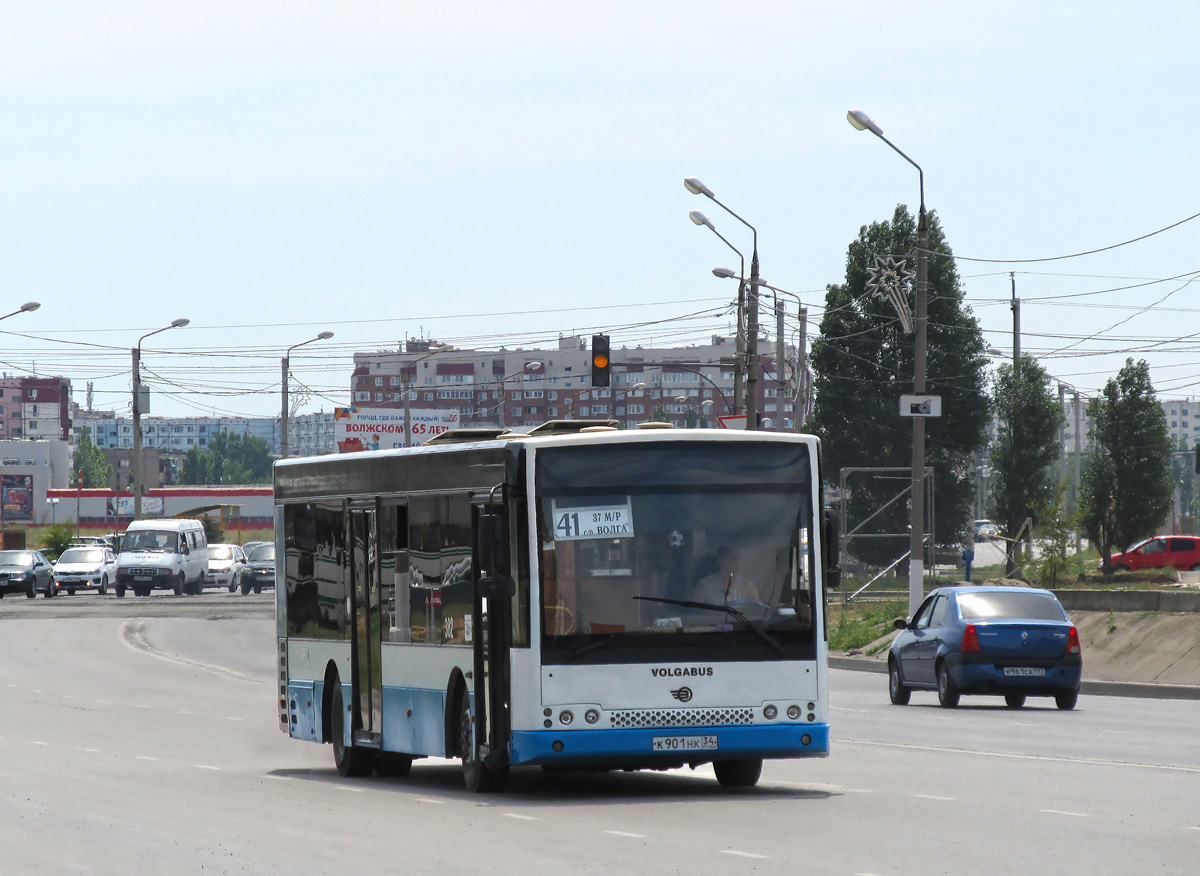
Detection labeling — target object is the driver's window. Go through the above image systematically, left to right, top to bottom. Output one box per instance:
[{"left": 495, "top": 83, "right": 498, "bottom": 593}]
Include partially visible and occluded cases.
[{"left": 1143, "top": 539, "right": 1165, "bottom": 554}]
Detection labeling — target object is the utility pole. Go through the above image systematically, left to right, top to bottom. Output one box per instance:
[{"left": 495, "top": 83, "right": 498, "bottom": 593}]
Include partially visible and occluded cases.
[
  {"left": 745, "top": 251, "right": 761, "bottom": 429},
  {"left": 733, "top": 282, "right": 745, "bottom": 415},
  {"left": 796, "top": 305, "right": 808, "bottom": 430},
  {"left": 132, "top": 347, "right": 144, "bottom": 519},
  {"left": 1073, "top": 389, "right": 1083, "bottom": 556}
]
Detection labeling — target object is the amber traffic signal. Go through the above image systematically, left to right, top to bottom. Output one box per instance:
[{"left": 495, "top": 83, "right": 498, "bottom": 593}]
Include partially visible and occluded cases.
[{"left": 591, "top": 334, "right": 611, "bottom": 387}]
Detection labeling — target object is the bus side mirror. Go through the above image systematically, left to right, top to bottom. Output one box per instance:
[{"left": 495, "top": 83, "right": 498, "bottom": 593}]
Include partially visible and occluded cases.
[
  {"left": 823, "top": 510, "right": 842, "bottom": 589},
  {"left": 476, "top": 513, "right": 509, "bottom": 575}
]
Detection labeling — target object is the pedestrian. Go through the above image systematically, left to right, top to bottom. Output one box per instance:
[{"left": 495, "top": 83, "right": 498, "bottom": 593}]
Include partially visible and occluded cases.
[{"left": 962, "top": 543, "right": 975, "bottom": 583}]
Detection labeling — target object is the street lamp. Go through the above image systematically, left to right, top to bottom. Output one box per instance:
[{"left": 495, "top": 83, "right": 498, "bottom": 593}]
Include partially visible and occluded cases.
[
  {"left": 848, "top": 107, "right": 929, "bottom": 616},
  {"left": 685, "top": 178, "right": 762, "bottom": 427},
  {"left": 132, "top": 318, "right": 190, "bottom": 519},
  {"left": 281, "top": 330, "right": 334, "bottom": 459},
  {"left": 402, "top": 345, "right": 455, "bottom": 447},
  {"left": 496, "top": 362, "right": 542, "bottom": 429},
  {"left": 615, "top": 381, "right": 646, "bottom": 429},
  {"left": 673, "top": 395, "right": 713, "bottom": 428},
  {"left": 46, "top": 497, "right": 59, "bottom": 524}
]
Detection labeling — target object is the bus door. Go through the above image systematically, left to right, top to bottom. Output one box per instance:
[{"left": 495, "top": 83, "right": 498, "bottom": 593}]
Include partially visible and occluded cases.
[
  {"left": 471, "top": 503, "right": 513, "bottom": 771},
  {"left": 349, "top": 504, "right": 382, "bottom": 744}
]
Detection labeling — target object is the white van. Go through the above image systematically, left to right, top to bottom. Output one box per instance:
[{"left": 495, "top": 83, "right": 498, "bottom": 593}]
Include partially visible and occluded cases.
[{"left": 116, "top": 518, "right": 209, "bottom": 597}]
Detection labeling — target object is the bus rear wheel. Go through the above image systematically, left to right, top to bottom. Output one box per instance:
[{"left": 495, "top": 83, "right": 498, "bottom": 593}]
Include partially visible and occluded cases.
[
  {"left": 331, "top": 683, "right": 374, "bottom": 777},
  {"left": 458, "top": 687, "right": 507, "bottom": 793},
  {"left": 713, "top": 758, "right": 762, "bottom": 787}
]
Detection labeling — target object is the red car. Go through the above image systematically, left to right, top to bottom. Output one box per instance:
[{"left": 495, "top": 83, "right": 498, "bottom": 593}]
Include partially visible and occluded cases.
[{"left": 1106, "top": 535, "right": 1200, "bottom": 573}]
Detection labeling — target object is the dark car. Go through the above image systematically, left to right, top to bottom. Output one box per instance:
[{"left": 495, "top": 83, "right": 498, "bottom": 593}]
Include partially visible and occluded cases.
[
  {"left": 1105, "top": 535, "right": 1200, "bottom": 573},
  {"left": 240, "top": 543, "right": 275, "bottom": 595},
  {"left": 0, "top": 550, "right": 55, "bottom": 599},
  {"left": 888, "top": 586, "right": 1081, "bottom": 710}
]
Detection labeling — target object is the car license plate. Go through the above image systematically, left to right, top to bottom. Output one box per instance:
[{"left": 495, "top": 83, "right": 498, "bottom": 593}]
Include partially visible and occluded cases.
[
  {"left": 134, "top": 575, "right": 154, "bottom": 581},
  {"left": 1003, "top": 667, "right": 1046, "bottom": 677},
  {"left": 651, "top": 735, "right": 717, "bottom": 752}
]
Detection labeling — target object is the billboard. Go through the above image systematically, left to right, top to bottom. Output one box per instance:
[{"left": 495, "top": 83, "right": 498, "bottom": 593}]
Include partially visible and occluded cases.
[
  {"left": 333, "top": 406, "right": 460, "bottom": 453},
  {"left": 1, "top": 474, "right": 33, "bottom": 521},
  {"left": 106, "top": 496, "right": 165, "bottom": 517}
]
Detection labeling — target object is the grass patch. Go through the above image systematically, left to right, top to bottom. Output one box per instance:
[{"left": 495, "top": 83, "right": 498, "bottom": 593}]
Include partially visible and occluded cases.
[{"left": 827, "top": 600, "right": 906, "bottom": 652}]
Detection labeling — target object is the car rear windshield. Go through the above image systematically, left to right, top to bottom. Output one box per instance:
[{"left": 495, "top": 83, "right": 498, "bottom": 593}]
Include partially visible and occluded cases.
[{"left": 957, "top": 591, "right": 1067, "bottom": 621}]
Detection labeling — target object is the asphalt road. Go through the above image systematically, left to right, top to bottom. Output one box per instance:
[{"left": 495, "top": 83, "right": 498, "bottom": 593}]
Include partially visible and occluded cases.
[{"left": 2, "top": 593, "right": 1197, "bottom": 875}]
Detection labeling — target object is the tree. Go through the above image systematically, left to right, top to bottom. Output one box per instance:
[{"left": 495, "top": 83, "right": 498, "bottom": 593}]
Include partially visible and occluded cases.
[
  {"left": 810, "top": 205, "right": 990, "bottom": 568},
  {"left": 987, "top": 354, "right": 1067, "bottom": 575},
  {"left": 1079, "top": 359, "right": 1173, "bottom": 574},
  {"left": 72, "top": 427, "right": 113, "bottom": 489},
  {"left": 178, "top": 431, "right": 273, "bottom": 485}
]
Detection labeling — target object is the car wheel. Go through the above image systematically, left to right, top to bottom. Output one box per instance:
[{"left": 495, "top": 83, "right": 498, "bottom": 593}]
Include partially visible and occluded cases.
[
  {"left": 1190, "top": 564, "right": 1200, "bottom": 572},
  {"left": 1115, "top": 565, "right": 1132, "bottom": 574},
  {"left": 174, "top": 573, "right": 185, "bottom": 596},
  {"left": 99, "top": 576, "right": 108, "bottom": 596},
  {"left": 241, "top": 580, "right": 251, "bottom": 595},
  {"left": 26, "top": 582, "right": 36, "bottom": 598},
  {"left": 42, "top": 584, "right": 53, "bottom": 598},
  {"left": 253, "top": 584, "right": 262, "bottom": 594},
  {"left": 115, "top": 585, "right": 126, "bottom": 598},
  {"left": 67, "top": 587, "right": 76, "bottom": 597},
  {"left": 888, "top": 658, "right": 911, "bottom": 705},
  {"left": 936, "top": 662, "right": 960, "bottom": 708},
  {"left": 331, "top": 682, "right": 374, "bottom": 777},
  {"left": 458, "top": 686, "right": 507, "bottom": 792},
  {"left": 1055, "top": 691, "right": 1078, "bottom": 711},
  {"left": 1004, "top": 694, "right": 1026, "bottom": 708},
  {"left": 714, "top": 758, "right": 763, "bottom": 788}
]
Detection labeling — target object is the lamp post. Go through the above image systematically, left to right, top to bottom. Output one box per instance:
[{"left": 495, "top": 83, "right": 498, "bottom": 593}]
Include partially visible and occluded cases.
[
  {"left": 848, "top": 107, "right": 929, "bottom": 616},
  {"left": 685, "top": 178, "right": 761, "bottom": 428},
  {"left": 689, "top": 210, "right": 745, "bottom": 414},
  {"left": 133, "top": 318, "right": 190, "bottom": 519},
  {"left": 280, "top": 331, "right": 334, "bottom": 459},
  {"left": 402, "top": 345, "right": 454, "bottom": 448},
  {"left": 496, "top": 362, "right": 542, "bottom": 429},
  {"left": 616, "top": 382, "right": 646, "bottom": 429},
  {"left": 673, "top": 395, "right": 714, "bottom": 428},
  {"left": 46, "top": 497, "right": 59, "bottom": 524}
]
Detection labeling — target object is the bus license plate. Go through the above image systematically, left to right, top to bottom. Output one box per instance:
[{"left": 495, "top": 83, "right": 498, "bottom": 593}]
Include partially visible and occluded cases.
[
  {"left": 1003, "top": 667, "right": 1046, "bottom": 677},
  {"left": 651, "top": 735, "right": 717, "bottom": 752}
]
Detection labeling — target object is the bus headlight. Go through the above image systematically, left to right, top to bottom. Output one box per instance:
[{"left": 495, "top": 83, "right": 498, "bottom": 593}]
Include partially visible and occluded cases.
[
  {"left": 763, "top": 705, "right": 778, "bottom": 720},
  {"left": 787, "top": 705, "right": 801, "bottom": 720},
  {"left": 584, "top": 709, "right": 600, "bottom": 724},
  {"left": 559, "top": 710, "right": 574, "bottom": 725}
]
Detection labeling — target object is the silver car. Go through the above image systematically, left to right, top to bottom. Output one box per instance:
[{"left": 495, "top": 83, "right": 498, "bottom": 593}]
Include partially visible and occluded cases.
[
  {"left": 206, "top": 543, "right": 248, "bottom": 593},
  {"left": 53, "top": 546, "right": 118, "bottom": 596}
]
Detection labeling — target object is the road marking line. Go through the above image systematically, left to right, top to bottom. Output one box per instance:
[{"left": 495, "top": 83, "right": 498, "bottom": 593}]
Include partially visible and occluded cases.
[
  {"left": 32, "top": 689, "right": 43, "bottom": 694},
  {"left": 61, "top": 695, "right": 74, "bottom": 700},
  {"left": 97, "top": 700, "right": 110, "bottom": 705},
  {"left": 136, "top": 704, "right": 152, "bottom": 710},
  {"left": 832, "top": 707, "right": 870, "bottom": 713},
  {"left": 179, "top": 710, "right": 192, "bottom": 715},
  {"left": 225, "top": 716, "right": 245, "bottom": 722},
  {"left": 1012, "top": 722, "right": 1036, "bottom": 727},
  {"left": 842, "top": 738, "right": 1200, "bottom": 774},
  {"left": 31, "top": 741, "right": 50, "bottom": 746},
  {"left": 83, "top": 748, "right": 99, "bottom": 753},
  {"left": 136, "top": 756, "right": 159, "bottom": 761},
  {"left": 196, "top": 765, "right": 221, "bottom": 771},
  {"left": 264, "top": 775, "right": 290, "bottom": 781},
  {"left": 337, "top": 786, "right": 364, "bottom": 793},
  {"left": 913, "top": 794, "right": 955, "bottom": 801},
  {"left": 416, "top": 798, "right": 445, "bottom": 805},
  {"left": 1040, "top": 809, "right": 1088, "bottom": 817},
  {"left": 503, "top": 813, "right": 537, "bottom": 821},
  {"left": 1186, "top": 826, "right": 1199, "bottom": 831},
  {"left": 604, "top": 831, "right": 646, "bottom": 838},
  {"left": 721, "top": 850, "right": 769, "bottom": 859}
]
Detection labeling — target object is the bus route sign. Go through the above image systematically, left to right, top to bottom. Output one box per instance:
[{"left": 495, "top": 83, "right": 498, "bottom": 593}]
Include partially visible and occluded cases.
[{"left": 550, "top": 499, "right": 635, "bottom": 541}]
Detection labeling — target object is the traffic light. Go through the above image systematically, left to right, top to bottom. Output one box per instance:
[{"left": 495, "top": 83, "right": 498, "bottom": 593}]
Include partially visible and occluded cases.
[{"left": 591, "top": 334, "right": 611, "bottom": 387}]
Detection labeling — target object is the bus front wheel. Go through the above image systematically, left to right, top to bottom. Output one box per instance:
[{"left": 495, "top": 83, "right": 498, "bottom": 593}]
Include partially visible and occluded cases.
[
  {"left": 331, "top": 683, "right": 374, "bottom": 777},
  {"left": 458, "top": 687, "right": 507, "bottom": 793},
  {"left": 714, "top": 758, "right": 762, "bottom": 788}
]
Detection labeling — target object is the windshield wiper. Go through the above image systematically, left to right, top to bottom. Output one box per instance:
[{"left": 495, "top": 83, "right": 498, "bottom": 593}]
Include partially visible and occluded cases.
[{"left": 634, "top": 596, "right": 786, "bottom": 658}]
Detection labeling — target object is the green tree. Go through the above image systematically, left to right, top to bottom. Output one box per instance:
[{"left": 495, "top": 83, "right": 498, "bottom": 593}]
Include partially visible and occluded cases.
[
  {"left": 810, "top": 205, "right": 990, "bottom": 568},
  {"left": 987, "top": 354, "right": 1067, "bottom": 575},
  {"left": 1079, "top": 359, "right": 1173, "bottom": 574},
  {"left": 72, "top": 427, "right": 113, "bottom": 488},
  {"left": 178, "top": 431, "right": 273, "bottom": 485}
]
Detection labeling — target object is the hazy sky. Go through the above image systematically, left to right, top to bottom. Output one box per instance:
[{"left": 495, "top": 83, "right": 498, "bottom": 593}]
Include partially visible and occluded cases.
[{"left": 2, "top": 2, "right": 1198, "bottom": 419}]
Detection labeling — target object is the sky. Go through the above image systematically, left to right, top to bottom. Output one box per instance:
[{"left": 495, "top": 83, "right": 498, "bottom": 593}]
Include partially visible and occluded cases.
[{"left": 2, "top": 2, "right": 1198, "bottom": 420}]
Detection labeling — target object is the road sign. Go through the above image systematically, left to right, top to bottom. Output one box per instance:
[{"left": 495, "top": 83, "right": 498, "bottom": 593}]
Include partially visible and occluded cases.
[
  {"left": 900, "top": 395, "right": 942, "bottom": 417},
  {"left": 717, "top": 415, "right": 748, "bottom": 430}
]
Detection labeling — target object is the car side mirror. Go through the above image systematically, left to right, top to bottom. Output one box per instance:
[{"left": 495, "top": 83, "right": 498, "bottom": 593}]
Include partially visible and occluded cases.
[{"left": 893, "top": 617, "right": 909, "bottom": 631}]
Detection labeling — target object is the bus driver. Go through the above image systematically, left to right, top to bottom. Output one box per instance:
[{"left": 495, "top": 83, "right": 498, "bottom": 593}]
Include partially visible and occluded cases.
[{"left": 693, "top": 546, "right": 761, "bottom": 605}]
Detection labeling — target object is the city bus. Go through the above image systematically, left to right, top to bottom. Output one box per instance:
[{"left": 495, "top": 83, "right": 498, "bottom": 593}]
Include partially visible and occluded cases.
[{"left": 273, "top": 421, "right": 839, "bottom": 791}]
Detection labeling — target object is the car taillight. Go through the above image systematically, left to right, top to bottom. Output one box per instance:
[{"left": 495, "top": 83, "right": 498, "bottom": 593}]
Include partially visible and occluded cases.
[
  {"left": 961, "top": 624, "right": 981, "bottom": 653},
  {"left": 1066, "top": 626, "right": 1081, "bottom": 655}
]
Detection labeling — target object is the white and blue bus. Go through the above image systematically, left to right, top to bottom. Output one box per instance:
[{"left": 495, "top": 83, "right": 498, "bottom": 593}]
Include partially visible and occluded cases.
[{"left": 274, "top": 422, "right": 839, "bottom": 790}]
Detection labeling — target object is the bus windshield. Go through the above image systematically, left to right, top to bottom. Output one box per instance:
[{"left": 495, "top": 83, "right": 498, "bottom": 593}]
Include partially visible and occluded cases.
[{"left": 536, "top": 442, "right": 816, "bottom": 664}]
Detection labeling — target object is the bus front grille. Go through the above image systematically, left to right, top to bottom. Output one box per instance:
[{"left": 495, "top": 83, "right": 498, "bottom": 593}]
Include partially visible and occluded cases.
[{"left": 609, "top": 708, "right": 755, "bottom": 729}]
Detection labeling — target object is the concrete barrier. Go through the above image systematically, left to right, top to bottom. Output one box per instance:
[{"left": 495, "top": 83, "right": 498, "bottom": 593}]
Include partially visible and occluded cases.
[{"left": 1052, "top": 589, "right": 1200, "bottom": 613}]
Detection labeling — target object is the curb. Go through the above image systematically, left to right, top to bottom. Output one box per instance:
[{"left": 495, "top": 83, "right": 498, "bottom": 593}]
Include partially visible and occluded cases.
[{"left": 828, "top": 656, "right": 1200, "bottom": 701}]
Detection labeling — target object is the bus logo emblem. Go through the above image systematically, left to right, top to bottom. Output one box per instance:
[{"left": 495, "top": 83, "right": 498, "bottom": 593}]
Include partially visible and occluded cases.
[{"left": 670, "top": 687, "right": 693, "bottom": 702}]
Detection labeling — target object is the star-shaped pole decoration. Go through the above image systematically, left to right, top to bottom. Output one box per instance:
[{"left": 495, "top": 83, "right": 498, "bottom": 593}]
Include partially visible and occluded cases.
[{"left": 866, "top": 254, "right": 915, "bottom": 334}]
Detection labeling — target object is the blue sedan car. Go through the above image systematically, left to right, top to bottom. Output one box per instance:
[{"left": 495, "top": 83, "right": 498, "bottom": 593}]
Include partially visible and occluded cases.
[{"left": 888, "top": 586, "right": 1082, "bottom": 710}]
